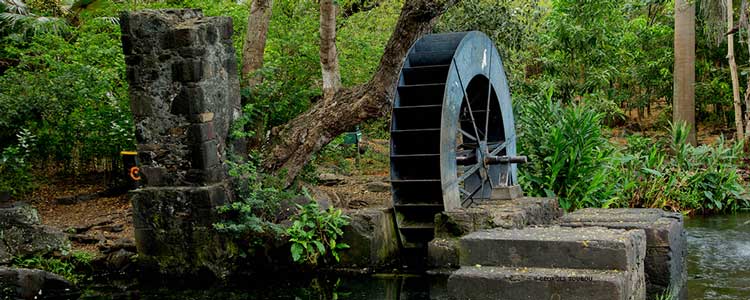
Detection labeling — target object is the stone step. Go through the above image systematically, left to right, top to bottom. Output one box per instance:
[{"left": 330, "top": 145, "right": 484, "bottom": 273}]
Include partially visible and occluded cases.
[
  {"left": 434, "top": 197, "right": 562, "bottom": 239},
  {"left": 559, "top": 208, "right": 687, "bottom": 299},
  {"left": 459, "top": 226, "right": 645, "bottom": 271},
  {"left": 447, "top": 266, "right": 633, "bottom": 300}
]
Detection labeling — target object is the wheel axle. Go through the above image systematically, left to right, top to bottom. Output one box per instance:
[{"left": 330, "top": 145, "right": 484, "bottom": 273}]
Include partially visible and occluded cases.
[{"left": 456, "top": 154, "right": 527, "bottom": 165}]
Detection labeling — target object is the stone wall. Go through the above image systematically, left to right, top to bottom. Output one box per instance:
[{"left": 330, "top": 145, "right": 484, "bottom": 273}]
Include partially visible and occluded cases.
[{"left": 120, "top": 9, "right": 243, "bottom": 278}]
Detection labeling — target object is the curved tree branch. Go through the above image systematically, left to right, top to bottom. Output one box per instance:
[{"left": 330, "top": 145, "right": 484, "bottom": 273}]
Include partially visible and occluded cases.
[{"left": 263, "top": 0, "right": 459, "bottom": 185}]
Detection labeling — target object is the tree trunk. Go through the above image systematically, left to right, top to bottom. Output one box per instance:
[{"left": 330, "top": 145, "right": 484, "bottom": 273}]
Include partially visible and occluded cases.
[
  {"left": 241, "top": 0, "right": 273, "bottom": 90},
  {"left": 263, "top": 0, "right": 459, "bottom": 185},
  {"left": 319, "top": 0, "right": 342, "bottom": 100},
  {"left": 674, "top": 0, "right": 697, "bottom": 145},
  {"left": 728, "top": 0, "right": 745, "bottom": 140},
  {"left": 741, "top": 0, "right": 750, "bottom": 139}
]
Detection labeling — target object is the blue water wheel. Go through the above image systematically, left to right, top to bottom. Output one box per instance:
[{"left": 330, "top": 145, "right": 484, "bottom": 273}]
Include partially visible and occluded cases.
[{"left": 389, "top": 32, "right": 518, "bottom": 249}]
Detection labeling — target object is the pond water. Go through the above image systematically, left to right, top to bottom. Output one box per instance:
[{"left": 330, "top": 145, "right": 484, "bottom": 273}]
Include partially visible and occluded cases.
[
  {"left": 686, "top": 212, "right": 750, "bottom": 300},
  {"left": 81, "top": 213, "right": 750, "bottom": 300},
  {"left": 81, "top": 274, "right": 450, "bottom": 299}
]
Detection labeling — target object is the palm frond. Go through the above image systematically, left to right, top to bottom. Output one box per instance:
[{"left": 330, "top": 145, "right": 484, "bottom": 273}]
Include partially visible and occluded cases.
[
  {"left": 0, "top": 0, "right": 29, "bottom": 15},
  {"left": 0, "top": 11, "right": 33, "bottom": 28},
  {"left": 27, "top": 15, "right": 69, "bottom": 35},
  {"left": 95, "top": 15, "right": 117, "bottom": 25}
]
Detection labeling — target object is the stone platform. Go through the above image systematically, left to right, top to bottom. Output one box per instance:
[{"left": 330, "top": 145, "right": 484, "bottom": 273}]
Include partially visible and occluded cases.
[
  {"left": 330, "top": 196, "right": 687, "bottom": 300},
  {"left": 428, "top": 197, "right": 561, "bottom": 268},
  {"left": 434, "top": 197, "right": 563, "bottom": 238},
  {"left": 560, "top": 208, "right": 687, "bottom": 299},
  {"left": 448, "top": 226, "right": 646, "bottom": 300},
  {"left": 449, "top": 266, "right": 632, "bottom": 300}
]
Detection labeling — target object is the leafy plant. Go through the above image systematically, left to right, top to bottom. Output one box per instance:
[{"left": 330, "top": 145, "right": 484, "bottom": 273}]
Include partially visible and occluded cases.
[
  {"left": 0, "top": 17, "right": 133, "bottom": 178},
  {"left": 518, "top": 88, "right": 617, "bottom": 210},
  {"left": 518, "top": 88, "right": 749, "bottom": 213},
  {"left": 610, "top": 122, "right": 749, "bottom": 213},
  {"left": 0, "top": 129, "right": 35, "bottom": 195},
  {"left": 213, "top": 154, "right": 291, "bottom": 241},
  {"left": 287, "top": 200, "right": 350, "bottom": 265},
  {"left": 11, "top": 252, "right": 93, "bottom": 284},
  {"left": 653, "top": 285, "right": 675, "bottom": 300}
]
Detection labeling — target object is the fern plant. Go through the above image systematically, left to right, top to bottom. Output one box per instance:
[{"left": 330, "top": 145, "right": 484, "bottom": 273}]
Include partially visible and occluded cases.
[{"left": 0, "top": 0, "right": 116, "bottom": 38}]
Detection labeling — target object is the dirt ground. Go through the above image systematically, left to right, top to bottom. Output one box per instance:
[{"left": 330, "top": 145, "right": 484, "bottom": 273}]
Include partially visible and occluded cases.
[{"left": 20, "top": 175, "right": 134, "bottom": 254}]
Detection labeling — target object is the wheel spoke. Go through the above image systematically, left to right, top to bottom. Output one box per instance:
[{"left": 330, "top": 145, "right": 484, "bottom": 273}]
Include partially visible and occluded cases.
[
  {"left": 452, "top": 58, "right": 484, "bottom": 141},
  {"left": 459, "top": 128, "right": 477, "bottom": 141},
  {"left": 489, "top": 134, "right": 515, "bottom": 156},
  {"left": 457, "top": 149, "right": 474, "bottom": 156},
  {"left": 457, "top": 162, "right": 482, "bottom": 184},
  {"left": 486, "top": 168, "right": 494, "bottom": 189},
  {"left": 479, "top": 175, "right": 487, "bottom": 201},
  {"left": 461, "top": 180, "right": 483, "bottom": 205}
]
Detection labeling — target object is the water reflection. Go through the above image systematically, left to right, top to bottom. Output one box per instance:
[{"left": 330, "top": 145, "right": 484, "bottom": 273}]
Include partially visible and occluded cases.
[
  {"left": 687, "top": 212, "right": 750, "bottom": 300},
  {"left": 82, "top": 274, "right": 449, "bottom": 300}
]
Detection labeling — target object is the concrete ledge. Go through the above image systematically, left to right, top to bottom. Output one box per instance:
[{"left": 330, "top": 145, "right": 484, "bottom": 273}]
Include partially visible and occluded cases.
[
  {"left": 435, "top": 197, "right": 562, "bottom": 238},
  {"left": 337, "top": 208, "right": 400, "bottom": 268},
  {"left": 559, "top": 208, "right": 687, "bottom": 299},
  {"left": 459, "top": 226, "right": 645, "bottom": 271},
  {"left": 428, "top": 238, "right": 460, "bottom": 268},
  {"left": 448, "top": 266, "right": 629, "bottom": 300}
]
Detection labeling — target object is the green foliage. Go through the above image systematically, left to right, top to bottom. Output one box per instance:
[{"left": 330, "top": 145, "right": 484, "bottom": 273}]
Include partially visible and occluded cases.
[
  {"left": 0, "top": 0, "right": 70, "bottom": 38},
  {"left": 243, "top": 0, "right": 400, "bottom": 135},
  {"left": 436, "top": 0, "right": 544, "bottom": 89},
  {"left": 438, "top": 0, "right": 676, "bottom": 127},
  {"left": 541, "top": 0, "right": 626, "bottom": 98},
  {"left": 0, "top": 16, "right": 133, "bottom": 176},
  {"left": 518, "top": 89, "right": 617, "bottom": 210},
  {"left": 518, "top": 89, "right": 749, "bottom": 213},
  {"left": 609, "top": 123, "right": 749, "bottom": 213},
  {"left": 0, "top": 129, "right": 35, "bottom": 195},
  {"left": 315, "top": 135, "right": 357, "bottom": 175},
  {"left": 214, "top": 150, "right": 353, "bottom": 265},
  {"left": 213, "top": 155, "right": 292, "bottom": 241},
  {"left": 287, "top": 199, "right": 349, "bottom": 265},
  {"left": 11, "top": 251, "right": 95, "bottom": 284},
  {"left": 653, "top": 286, "right": 676, "bottom": 300}
]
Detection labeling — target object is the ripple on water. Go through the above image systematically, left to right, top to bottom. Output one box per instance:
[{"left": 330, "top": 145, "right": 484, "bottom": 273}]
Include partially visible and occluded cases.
[{"left": 687, "top": 213, "right": 750, "bottom": 300}]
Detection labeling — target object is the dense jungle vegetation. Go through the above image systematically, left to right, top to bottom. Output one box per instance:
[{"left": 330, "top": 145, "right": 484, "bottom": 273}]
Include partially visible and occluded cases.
[{"left": 1, "top": 0, "right": 749, "bottom": 220}]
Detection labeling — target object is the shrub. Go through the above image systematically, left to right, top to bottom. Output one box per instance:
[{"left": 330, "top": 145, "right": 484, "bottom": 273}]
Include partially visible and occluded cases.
[
  {"left": 0, "top": 19, "right": 133, "bottom": 175},
  {"left": 518, "top": 88, "right": 617, "bottom": 210},
  {"left": 518, "top": 88, "right": 749, "bottom": 214},
  {"left": 610, "top": 123, "right": 749, "bottom": 213},
  {"left": 0, "top": 129, "right": 35, "bottom": 195},
  {"left": 213, "top": 155, "right": 291, "bottom": 242},
  {"left": 287, "top": 200, "right": 349, "bottom": 265},
  {"left": 11, "top": 251, "right": 95, "bottom": 284}
]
